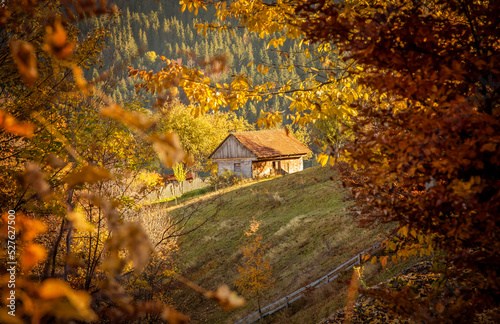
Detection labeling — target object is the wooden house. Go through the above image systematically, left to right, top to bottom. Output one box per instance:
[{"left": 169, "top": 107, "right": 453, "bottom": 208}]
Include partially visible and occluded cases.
[{"left": 209, "top": 129, "right": 311, "bottom": 178}]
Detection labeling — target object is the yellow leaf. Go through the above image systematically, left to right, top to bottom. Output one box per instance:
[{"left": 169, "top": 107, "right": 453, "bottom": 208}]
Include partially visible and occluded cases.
[
  {"left": 317, "top": 153, "right": 329, "bottom": 166},
  {"left": 67, "top": 211, "right": 94, "bottom": 233},
  {"left": 398, "top": 225, "right": 408, "bottom": 237},
  {"left": 38, "top": 279, "right": 97, "bottom": 320},
  {"left": 38, "top": 279, "right": 73, "bottom": 300},
  {"left": 0, "top": 309, "right": 24, "bottom": 324}
]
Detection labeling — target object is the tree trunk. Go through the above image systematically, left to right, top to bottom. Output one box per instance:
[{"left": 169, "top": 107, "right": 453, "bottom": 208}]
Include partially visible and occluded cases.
[{"left": 63, "top": 188, "right": 74, "bottom": 281}]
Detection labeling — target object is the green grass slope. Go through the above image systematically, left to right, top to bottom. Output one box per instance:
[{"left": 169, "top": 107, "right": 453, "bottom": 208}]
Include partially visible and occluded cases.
[{"left": 165, "top": 166, "right": 387, "bottom": 323}]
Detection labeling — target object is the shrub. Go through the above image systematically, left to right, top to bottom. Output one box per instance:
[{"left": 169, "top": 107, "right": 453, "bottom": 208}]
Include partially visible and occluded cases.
[{"left": 209, "top": 169, "right": 244, "bottom": 190}]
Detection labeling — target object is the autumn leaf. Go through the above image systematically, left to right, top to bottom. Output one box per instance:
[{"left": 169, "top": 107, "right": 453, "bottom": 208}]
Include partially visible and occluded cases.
[
  {"left": 43, "top": 19, "right": 74, "bottom": 60},
  {"left": 10, "top": 40, "right": 38, "bottom": 86},
  {"left": 72, "top": 66, "right": 89, "bottom": 94},
  {"left": 100, "top": 103, "right": 156, "bottom": 130},
  {"left": 0, "top": 110, "right": 35, "bottom": 137},
  {"left": 150, "top": 132, "right": 186, "bottom": 168},
  {"left": 480, "top": 143, "right": 497, "bottom": 152},
  {"left": 317, "top": 152, "right": 329, "bottom": 166},
  {"left": 45, "top": 153, "right": 68, "bottom": 169},
  {"left": 17, "top": 163, "right": 52, "bottom": 200},
  {"left": 64, "top": 165, "right": 112, "bottom": 188},
  {"left": 67, "top": 211, "right": 94, "bottom": 232},
  {"left": 19, "top": 216, "right": 46, "bottom": 242},
  {"left": 103, "top": 222, "right": 153, "bottom": 274},
  {"left": 21, "top": 243, "right": 47, "bottom": 270},
  {"left": 380, "top": 256, "right": 388, "bottom": 268},
  {"left": 345, "top": 266, "right": 360, "bottom": 321},
  {"left": 38, "top": 279, "right": 97, "bottom": 320},
  {"left": 205, "top": 285, "right": 246, "bottom": 311},
  {"left": 161, "top": 307, "right": 190, "bottom": 324},
  {"left": 0, "top": 309, "right": 24, "bottom": 324}
]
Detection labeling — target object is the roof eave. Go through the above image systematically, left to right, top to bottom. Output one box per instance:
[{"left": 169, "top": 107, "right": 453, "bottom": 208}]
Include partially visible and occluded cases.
[{"left": 256, "top": 152, "right": 310, "bottom": 160}]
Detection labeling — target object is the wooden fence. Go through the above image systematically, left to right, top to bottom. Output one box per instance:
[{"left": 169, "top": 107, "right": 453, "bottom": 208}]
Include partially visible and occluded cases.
[
  {"left": 146, "top": 177, "right": 209, "bottom": 202},
  {"left": 234, "top": 241, "right": 385, "bottom": 324}
]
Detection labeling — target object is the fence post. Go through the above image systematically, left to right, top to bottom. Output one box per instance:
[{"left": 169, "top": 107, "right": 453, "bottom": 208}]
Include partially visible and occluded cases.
[
  {"left": 357, "top": 253, "right": 362, "bottom": 265},
  {"left": 286, "top": 296, "right": 289, "bottom": 308},
  {"left": 258, "top": 300, "right": 263, "bottom": 322}
]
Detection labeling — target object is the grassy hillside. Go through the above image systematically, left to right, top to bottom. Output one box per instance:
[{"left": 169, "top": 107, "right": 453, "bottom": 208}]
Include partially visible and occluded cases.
[{"left": 157, "top": 166, "right": 390, "bottom": 323}]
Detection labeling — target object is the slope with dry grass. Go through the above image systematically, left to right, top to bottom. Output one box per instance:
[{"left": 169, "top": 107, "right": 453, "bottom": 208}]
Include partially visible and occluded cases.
[{"left": 148, "top": 166, "right": 391, "bottom": 323}]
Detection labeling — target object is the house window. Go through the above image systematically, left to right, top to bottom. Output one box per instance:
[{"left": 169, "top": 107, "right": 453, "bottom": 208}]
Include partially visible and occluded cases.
[
  {"left": 272, "top": 161, "right": 276, "bottom": 169},
  {"left": 234, "top": 163, "right": 241, "bottom": 173}
]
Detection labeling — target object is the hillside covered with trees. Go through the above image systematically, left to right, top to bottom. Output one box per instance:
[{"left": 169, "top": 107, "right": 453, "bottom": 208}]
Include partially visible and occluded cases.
[{"left": 79, "top": 0, "right": 322, "bottom": 125}]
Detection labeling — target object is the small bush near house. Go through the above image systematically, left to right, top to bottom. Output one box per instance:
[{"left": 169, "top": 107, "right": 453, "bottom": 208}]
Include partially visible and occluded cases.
[{"left": 209, "top": 170, "right": 244, "bottom": 190}]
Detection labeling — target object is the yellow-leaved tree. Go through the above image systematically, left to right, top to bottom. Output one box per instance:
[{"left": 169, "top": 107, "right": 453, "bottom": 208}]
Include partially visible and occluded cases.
[{"left": 234, "top": 218, "right": 273, "bottom": 320}]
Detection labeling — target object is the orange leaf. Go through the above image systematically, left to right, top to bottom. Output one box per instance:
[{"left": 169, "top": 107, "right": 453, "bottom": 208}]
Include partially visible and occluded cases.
[
  {"left": 43, "top": 20, "right": 74, "bottom": 60},
  {"left": 0, "top": 110, "right": 35, "bottom": 137},
  {"left": 480, "top": 143, "right": 497, "bottom": 152},
  {"left": 21, "top": 243, "right": 47, "bottom": 270},
  {"left": 380, "top": 256, "right": 388, "bottom": 268}
]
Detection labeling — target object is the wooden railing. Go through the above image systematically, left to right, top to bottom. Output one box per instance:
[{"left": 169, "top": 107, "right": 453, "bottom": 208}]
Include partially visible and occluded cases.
[{"left": 234, "top": 241, "right": 385, "bottom": 324}]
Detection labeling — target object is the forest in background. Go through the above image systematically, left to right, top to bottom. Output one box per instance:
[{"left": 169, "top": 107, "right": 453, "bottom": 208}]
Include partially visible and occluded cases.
[{"left": 79, "top": 0, "right": 323, "bottom": 125}]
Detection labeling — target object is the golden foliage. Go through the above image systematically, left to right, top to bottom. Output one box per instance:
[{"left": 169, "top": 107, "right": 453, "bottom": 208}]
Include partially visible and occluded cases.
[{"left": 234, "top": 218, "right": 273, "bottom": 301}]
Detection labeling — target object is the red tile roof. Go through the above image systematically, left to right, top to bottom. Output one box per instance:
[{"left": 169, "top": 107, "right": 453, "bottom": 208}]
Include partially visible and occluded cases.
[{"left": 231, "top": 129, "right": 311, "bottom": 158}]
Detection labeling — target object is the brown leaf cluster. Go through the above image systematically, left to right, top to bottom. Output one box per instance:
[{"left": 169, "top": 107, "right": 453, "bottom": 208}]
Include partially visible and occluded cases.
[
  {"left": 296, "top": 0, "right": 500, "bottom": 320},
  {"left": 10, "top": 40, "right": 38, "bottom": 86},
  {"left": 17, "top": 163, "right": 52, "bottom": 200},
  {"left": 64, "top": 165, "right": 112, "bottom": 188}
]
